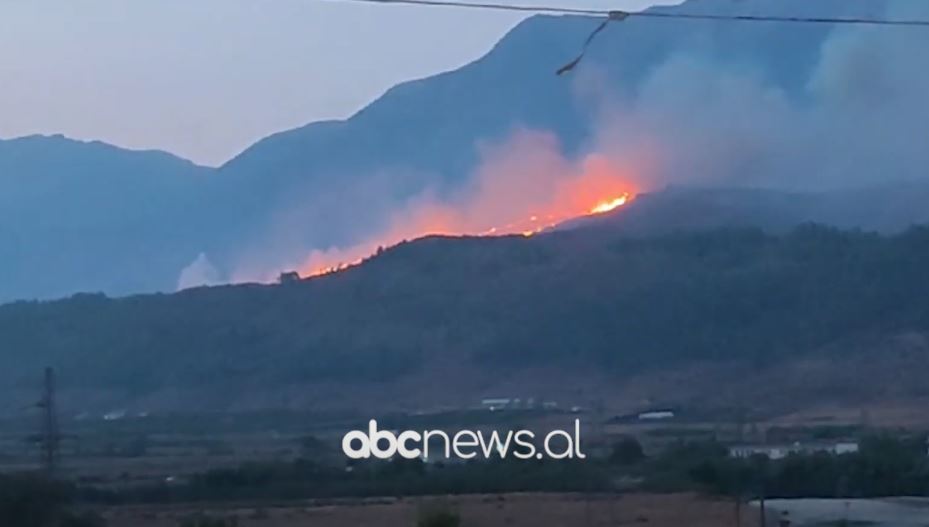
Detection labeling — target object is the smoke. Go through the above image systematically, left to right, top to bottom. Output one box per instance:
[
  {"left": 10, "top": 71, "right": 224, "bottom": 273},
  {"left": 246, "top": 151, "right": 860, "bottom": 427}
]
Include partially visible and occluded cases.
[
  {"left": 230, "top": 0, "right": 929, "bottom": 282},
  {"left": 586, "top": 1, "right": 929, "bottom": 191},
  {"left": 223, "top": 129, "right": 642, "bottom": 282},
  {"left": 297, "top": 130, "right": 641, "bottom": 275},
  {"left": 225, "top": 165, "right": 440, "bottom": 282},
  {"left": 177, "top": 253, "right": 221, "bottom": 290}
]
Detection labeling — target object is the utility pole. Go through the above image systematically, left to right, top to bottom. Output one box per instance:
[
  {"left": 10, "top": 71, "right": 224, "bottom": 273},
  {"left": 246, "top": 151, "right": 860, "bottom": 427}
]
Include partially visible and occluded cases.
[
  {"left": 36, "top": 367, "right": 60, "bottom": 477},
  {"left": 754, "top": 457, "right": 768, "bottom": 527},
  {"left": 758, "top": 487, "right": 767, "bottom": 527}
]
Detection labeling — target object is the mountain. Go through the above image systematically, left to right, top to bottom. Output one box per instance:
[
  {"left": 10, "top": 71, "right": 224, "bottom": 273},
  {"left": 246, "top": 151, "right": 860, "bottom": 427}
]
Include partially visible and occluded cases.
[
  {"left": 3, "top": 0, "right": 927, "bottom": 303},
  {"left": 215, "top": 0, "right": 923, "bottom": 265},
  {"left": 219, "top": 0, "right": 855, "bottom": 187},
  {"left": 0, "top": 135, "right": 220, "bottom": 302},
  {"left": 565, "top": 184, "right": 929, "bottom": 235},
  {"left": 3, "top": 213, "right": 929, "bottom": 416}
]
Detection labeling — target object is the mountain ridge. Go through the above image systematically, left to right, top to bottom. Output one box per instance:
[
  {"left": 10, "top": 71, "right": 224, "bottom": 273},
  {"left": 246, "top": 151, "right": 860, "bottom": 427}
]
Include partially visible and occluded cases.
[
  {"left": 2, "top": 0, "right": 927, "bottom": 303},
  {"left": 3, "top": 217, "right": 929, "bottom": 417}
]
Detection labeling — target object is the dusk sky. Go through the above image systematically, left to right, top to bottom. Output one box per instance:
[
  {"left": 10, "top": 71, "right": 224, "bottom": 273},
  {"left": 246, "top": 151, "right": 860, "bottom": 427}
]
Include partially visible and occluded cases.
[{"left": 0, "top": 0, "right": 675, "bottom": 166}]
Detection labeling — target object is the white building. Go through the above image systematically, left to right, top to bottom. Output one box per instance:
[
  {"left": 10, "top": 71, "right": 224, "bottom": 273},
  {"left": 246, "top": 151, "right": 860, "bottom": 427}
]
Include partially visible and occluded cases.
[
  {"left": 481, "top": 398, "right": 513, "bottom": 411},
  {"left": 637, "top": 410, "right": 675, "bottom": 421},
  {"left": 729, "top": 441, "right": 859, "bottom": 460}
]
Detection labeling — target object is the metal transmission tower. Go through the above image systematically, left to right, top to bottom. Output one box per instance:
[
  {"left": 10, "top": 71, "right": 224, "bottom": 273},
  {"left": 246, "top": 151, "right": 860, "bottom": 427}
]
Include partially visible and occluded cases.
[{"left": 36, "top": 367, "right": 61, "bottom": 476}]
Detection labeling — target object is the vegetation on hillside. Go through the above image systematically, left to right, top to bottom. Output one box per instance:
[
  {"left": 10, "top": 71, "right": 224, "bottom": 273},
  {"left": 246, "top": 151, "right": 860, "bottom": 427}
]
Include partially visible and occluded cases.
[
  {"left": 3, "top": 224, "right": 929, "bottom": 405},
  {"left": 52, "top": 432, "right": 929, "bottom": 506},
  {"left": 652, "top": 434, "right": 929, "bottom": 498},
  {"left": 0, "top": 474, "right": 103, "bottom": 527}
]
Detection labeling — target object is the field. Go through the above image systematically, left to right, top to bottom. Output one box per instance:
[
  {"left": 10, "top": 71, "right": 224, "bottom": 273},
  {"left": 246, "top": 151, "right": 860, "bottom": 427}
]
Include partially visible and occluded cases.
[
  {"left": 3, "top": 406, "right": 924, "bottom": 488},
  {"left": 100, "top": 493, "right": 761, "bottom": 527},
  {"left": 766, "top": 497, "right": 929, "bottom": 527}
]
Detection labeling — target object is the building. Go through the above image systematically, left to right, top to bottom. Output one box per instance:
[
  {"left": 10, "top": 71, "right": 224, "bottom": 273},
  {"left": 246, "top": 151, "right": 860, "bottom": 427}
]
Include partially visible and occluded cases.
[
  {"left": 481, "top": 398, "right": 513, "bottom": 411},
  {"left": 608, "top": 408, "right": 678, "bottom": 424},
  {"left": 102, "top": 410, "right": 127, "bottom": 421},
  {"left": 637, "top": 410, "right": 675, "bottom": 421},
  {"left": 729, "top": 441, "right": 859, "bottom": 460}
]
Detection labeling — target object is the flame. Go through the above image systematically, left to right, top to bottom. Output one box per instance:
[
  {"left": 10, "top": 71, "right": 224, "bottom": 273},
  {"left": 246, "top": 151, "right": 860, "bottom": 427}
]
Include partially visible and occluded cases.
[
  {"left": 297, "top": 138, "right": 639, "bottom": 279},
  {"left": 303, "top": 191, "right": 635, "bottom": 277},
  {"left": 590, "top": 194, "right": 629, "bottom": 214}
]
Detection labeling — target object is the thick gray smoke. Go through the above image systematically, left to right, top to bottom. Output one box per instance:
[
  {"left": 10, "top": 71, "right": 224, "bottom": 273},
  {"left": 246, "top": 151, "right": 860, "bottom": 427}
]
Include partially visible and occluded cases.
[
  {"left": 227, "top": 0, "right": 929, "bottom": 283},
  {"left": 588, "top": 0, "right": 929, "bottom": 191},
  {"left": 177, "top": 253, "right": 221, "bottom": 290}
]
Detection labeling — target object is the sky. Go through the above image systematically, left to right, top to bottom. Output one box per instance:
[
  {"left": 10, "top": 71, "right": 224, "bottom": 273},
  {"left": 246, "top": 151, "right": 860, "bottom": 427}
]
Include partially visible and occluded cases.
[{"left": 0, "top": 0, "right": 674, "bottom": 166}]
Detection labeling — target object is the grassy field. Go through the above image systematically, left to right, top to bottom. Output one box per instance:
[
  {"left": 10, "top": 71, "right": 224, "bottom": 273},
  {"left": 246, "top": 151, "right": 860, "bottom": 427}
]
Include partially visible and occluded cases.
[
  {"left": 100, "top": 493, "right": 760, "bottom": 527},
  {"left": 765, "top": 497, "right": 929, "bottom": 527}
]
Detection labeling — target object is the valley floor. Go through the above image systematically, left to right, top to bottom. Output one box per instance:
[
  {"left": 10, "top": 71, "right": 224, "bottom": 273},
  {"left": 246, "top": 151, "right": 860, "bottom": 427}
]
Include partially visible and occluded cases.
[
  {"left": 100, "top": 493, "right": 760, "bottom": 527},
  {"left": 765, "top": 497, "right": 929, "bottom": 527}
]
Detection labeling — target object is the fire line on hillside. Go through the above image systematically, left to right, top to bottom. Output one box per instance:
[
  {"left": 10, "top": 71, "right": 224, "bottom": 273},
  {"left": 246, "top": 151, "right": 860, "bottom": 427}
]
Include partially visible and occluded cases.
[{"left": 299, "top": 191, "right": 634, "bottom": 279}]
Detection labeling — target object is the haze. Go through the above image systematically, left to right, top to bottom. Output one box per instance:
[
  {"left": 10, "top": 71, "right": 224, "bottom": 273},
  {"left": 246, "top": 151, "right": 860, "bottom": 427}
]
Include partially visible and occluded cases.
[{"left": 0, "top": 0, "right": 675, "bottom": 166}]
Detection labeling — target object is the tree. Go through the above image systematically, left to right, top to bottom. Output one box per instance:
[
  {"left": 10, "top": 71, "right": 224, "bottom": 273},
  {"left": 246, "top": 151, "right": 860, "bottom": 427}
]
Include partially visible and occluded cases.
[
  {"left": 610, "top": 437, "right": 646, "bottom": 465},
  {"left": 0, "top": 474, "right": 104, "bottom": 527},
  {"left": 417, "top": 505, "right": 460, "bottom": 527}
]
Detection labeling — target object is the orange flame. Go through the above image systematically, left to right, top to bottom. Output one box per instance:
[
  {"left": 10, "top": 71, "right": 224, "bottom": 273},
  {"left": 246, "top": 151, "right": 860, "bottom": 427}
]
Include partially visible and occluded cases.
[
  {"left": 298, "top": 138, "right": 639, "bottom": 278},
  {"left": 304, "top": 193, "right": 634, "bottom": 276},
  {"left": 590, "top": 194, "right": 630, "bottom": 214}
]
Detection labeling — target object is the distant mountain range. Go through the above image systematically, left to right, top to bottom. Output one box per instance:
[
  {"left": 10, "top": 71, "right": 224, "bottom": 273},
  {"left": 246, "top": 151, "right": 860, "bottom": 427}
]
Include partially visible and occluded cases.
[
  {"left": 2, "top": 0, "right": 926, "bottom": 303},
  {"left": 3, "top": 0, "right": 929, "bottom": 416},
  {"left": 0, "top": 135, "right": 214, "bottom": 301}
]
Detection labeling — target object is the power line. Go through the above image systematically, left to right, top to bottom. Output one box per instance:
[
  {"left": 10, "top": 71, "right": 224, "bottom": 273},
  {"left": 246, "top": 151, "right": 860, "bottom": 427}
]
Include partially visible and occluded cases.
[
  {"left": 323, "top": 0, "right": 929, "bottom": 74},
  {"left": 324, "top": 0, "right": 929, "bottom": 27},
  {"left": 325, "top": 0, "right": 605, "bottom": 16},
  {"left": 636, "top": 10, "right": 929, "bottom": 27},
  {"left": 557, "top": 12, "right": 626, "bottom": 75}
]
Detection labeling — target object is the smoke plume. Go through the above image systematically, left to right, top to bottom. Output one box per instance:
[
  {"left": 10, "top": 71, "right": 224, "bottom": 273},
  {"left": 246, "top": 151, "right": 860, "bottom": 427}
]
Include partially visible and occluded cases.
[{"left": 230, "top": 0, "right": 929, "bottom": 282}]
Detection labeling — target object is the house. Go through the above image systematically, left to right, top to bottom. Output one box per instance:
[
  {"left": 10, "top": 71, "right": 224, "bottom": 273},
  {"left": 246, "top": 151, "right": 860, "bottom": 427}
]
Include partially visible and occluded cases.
[
  {"left": 481, "top": 398, "right": 513, "bottom": 411},
  {"left": 608, "top": 408, "right": 678, "bottom": 424},
  {"left": 102, "top": 410, "right": 126, "bottom": 421},
  {"left": 637, "top": 410, "right": 675, "bottom": 421},
  {"left": 729, "top": 441, "right": 859, "bottom": 460}
]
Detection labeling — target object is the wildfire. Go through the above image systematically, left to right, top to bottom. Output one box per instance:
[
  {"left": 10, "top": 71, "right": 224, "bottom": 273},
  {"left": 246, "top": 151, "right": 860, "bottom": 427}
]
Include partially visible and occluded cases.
[
  {"left": 296, "top": 141, "right": 641, "bottom": 279},
  {"left": 304, "top": 191, "right": 634, "bottom": 277},
  {"left": 590, "top": 194, "right": 630, "bottom": 214}
]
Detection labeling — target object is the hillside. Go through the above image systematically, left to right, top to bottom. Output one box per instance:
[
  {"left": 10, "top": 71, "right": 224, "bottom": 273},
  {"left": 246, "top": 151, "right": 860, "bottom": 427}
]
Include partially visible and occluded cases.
[
  {"left": 4, "top": 0, "right": 927, "bottom": 302},
  {"left": 0, "top": 135, "right": 217, "bottom": 301},
  {"left": 568, "top": 185, "right": 929, "bottom": 235},
  {"left": 3, "top": 219, "right": 929, "bottom": 416}
]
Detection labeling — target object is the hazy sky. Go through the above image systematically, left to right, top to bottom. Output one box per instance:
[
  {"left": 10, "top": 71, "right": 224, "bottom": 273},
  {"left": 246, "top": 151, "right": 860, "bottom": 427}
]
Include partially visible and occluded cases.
[{"left": 0, "top": 0, "right": 674, "bottom": 166}]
